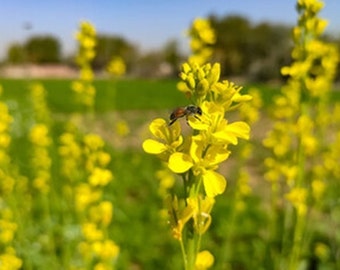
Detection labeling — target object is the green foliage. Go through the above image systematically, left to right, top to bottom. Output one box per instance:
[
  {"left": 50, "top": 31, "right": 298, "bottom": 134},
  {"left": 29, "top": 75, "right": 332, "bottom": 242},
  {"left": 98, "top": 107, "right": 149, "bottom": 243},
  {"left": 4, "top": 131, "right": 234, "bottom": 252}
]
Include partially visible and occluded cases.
[
  {"left": 209, "top": 15, "right": 292, "bottom": 80},
  {"left": 25, "top": 35, "right": 61, "bottom": 63},
  {"left": 94, "top": 35, "right": 137, "bottom": 70},
  {"left": 6, "top": 43, "right": 26, "bottom": 64},
  {"left": 1, "top": 78, "right": 340, "bottom": 269}
]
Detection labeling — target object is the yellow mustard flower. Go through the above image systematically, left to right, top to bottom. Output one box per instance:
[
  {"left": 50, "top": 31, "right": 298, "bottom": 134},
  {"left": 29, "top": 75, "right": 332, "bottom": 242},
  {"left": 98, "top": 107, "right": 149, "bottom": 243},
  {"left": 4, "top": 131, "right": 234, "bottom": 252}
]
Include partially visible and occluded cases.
[
  {"left": 107, "top": 56, "right": 126, "bottom": 77},
  {"left": 142, "top": 118, "right": 183, "bottom": 158},
  {"left": 29, "top": 124, "right": 51, "bottom": 147},
  {"left": 168, "top": 136, "right": 229, "bottom": 197},
  {"left": 88, "top": 168, "right": 113, "bottom": 187},
  {"left": 285, "top": 188, "right": 307, "bottom": 216},
  {"left": 81, "top": 222, "right": 104, "bottom": 242},
  {"left": 0, "top": 250, "right": 22, "bottom": 270},
  {"left": 195, "top": 250, "right": 214, "bottom": 270}
]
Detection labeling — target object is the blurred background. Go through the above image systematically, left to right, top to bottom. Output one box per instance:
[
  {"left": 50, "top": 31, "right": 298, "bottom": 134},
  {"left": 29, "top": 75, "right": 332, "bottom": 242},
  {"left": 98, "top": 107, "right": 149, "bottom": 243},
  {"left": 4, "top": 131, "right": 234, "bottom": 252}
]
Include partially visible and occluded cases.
[
  {"left": 1, "top": 0, "right": 340, "bottom": 81},
  {"left": 1, "top": 1, "right": 340, "bottom": 269}
]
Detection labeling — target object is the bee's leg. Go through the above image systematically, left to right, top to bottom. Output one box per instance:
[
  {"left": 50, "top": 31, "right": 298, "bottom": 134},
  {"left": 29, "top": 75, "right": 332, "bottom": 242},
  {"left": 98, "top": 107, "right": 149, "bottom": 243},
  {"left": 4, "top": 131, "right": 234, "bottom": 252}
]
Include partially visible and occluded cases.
[{"left": 168, "top": 119, "right": 176, "bottom": 126}]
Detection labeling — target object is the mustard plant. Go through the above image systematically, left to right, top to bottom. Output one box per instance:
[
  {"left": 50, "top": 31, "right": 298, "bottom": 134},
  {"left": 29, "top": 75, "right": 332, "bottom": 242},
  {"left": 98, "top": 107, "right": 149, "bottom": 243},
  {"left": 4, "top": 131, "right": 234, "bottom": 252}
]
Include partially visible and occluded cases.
[
  {"left": 263, "top": 0, "right": 339, "bottom": 268},
  {"left": 143, "top": 18, "right": 253, "bottom": 266},
  {"left": 60, "top": 21, "right": 120, "bottom": 269},
  {"left": 72, "top": 21, "right": 97, "bottom": 111},
  {"left": 106, "top": 55, "right": 130, "bottom": 139},
  {"left": 0, "top": 86, "right": 22, "bottom": 269},
  {"left": 75, "top": 134, "right": 119, "bottom": 270}
]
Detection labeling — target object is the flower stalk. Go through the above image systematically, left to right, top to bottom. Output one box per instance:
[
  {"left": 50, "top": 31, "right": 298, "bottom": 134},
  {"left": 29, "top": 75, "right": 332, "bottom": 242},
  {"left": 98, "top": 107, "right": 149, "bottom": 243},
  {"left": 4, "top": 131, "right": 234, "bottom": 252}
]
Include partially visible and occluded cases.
[
  {"left": 263, "top": 0, "right": 339, "bottom": 268},
  {"left": 144, "top": 42, "right": 251, "bottom": 270}
]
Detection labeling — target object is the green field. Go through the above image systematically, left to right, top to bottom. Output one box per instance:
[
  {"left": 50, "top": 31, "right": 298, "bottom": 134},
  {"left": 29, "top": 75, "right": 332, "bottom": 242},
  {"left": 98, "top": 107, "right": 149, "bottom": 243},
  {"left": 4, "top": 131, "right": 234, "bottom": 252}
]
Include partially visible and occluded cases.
[
  {"left": 1, "top": 77, "right": 339, "bottom": 269},
  {"left": 0, "top": 78, "right": 283, "bottom": 111}
]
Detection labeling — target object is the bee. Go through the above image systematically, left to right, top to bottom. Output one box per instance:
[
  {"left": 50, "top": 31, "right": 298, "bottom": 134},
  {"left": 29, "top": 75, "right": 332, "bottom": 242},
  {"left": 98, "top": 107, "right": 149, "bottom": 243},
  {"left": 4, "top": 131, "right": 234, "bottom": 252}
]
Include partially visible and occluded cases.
[{"left": 169, "top": 105, "right": 202, "bottom": 126}]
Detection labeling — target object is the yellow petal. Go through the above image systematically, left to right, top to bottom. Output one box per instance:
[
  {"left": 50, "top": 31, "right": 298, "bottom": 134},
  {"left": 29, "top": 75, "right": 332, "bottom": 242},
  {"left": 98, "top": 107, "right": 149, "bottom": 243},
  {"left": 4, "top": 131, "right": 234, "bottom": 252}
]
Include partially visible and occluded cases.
[
  {"left": 188, "top": 116, "right": 209, "bottom": 130},
  {"left": 149, "top": 118, "right": 168, "bottom": 140},
  {"left": 214, "top": 121, "right": 250, "bottom": 144},
  {"left": 226, "top": 121, "right": 250, "bottom": 140},
  {"left": 190, "top": 137, "right": 204, "bottom": 163},
  {"left": 142, "top": 139, "right": 167, "bottom": 154},
  {"left": 205, "top": 146, "right": 230, "bottom": 166},
  {"left": 168, "top": 152, "right": 193, "bottom": 173},
  {"left": 202, "top": 170, "right": 226, "bottom": 197}
]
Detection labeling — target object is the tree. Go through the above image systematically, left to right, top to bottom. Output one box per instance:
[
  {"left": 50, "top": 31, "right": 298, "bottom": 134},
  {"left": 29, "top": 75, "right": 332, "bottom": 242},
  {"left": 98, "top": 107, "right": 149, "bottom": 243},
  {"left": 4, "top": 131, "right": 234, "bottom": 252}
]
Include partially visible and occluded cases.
[
  {"left": 209, "top": 14, "right": 292, "bottom": 80},
  {"left": 210, "top": 15, "right": 252, "bottom": 76},
  {"left": 25, "top": 35, "right": 61, "bottom": 63},
  {"left": 93, "top": 35, "right": 137, "bottom": 70},
  {"left": 162, "top": 39, "right": 183, "bottom": 76},
  {"left": 7, "top": 43, "right": 25, "bottom": 64}
]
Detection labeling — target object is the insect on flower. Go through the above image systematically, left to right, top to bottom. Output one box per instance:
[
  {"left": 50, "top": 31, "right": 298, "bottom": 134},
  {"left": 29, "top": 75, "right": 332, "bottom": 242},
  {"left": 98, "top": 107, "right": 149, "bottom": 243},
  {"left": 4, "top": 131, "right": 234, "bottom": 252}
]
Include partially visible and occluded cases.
[{"left": 169, "top": 105, "right": 202, "bottom": 126}]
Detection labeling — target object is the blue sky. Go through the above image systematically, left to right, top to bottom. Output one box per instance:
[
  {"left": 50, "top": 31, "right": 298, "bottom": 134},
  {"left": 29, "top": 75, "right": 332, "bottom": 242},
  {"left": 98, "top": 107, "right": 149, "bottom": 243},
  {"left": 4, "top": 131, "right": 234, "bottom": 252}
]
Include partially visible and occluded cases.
[{"left": 1, "top": 0, "right": 340, "bottom": 60}]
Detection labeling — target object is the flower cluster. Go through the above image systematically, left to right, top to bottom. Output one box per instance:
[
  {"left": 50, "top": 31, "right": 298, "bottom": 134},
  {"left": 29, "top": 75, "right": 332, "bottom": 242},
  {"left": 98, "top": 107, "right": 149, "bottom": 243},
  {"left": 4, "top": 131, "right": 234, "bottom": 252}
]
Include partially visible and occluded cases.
[
  {"left": 263, "top": 0, "right": 339, "bottom": 268},
  {"left": 187, "top": 18, "right": 216, "bottom": 65},
  {"left": 59, "top": 21, "right": 119, "bottom": 269},
  {"left": 72, "top": 21, "right": 97, "bottom": 109},
  {"left": 106, "top": 56, "right": 126, "bottom": 77},
  {"left": 143, "top": 61, "right": 251, "bottom": 269},
  {"left": 28, "top": 83, "right": 52, "bottom": 194},
  {"left": 0, "top": 87, "right": 22, "bottom": 269},
  {"left": 0, "top": 87, "right": 14, "bottom": 195},
  {"left": 76, "top": 134, "right": 119, "bottom": 269},
  {"left": 0, "top": 204, "right": 22, "bottom": 270}
]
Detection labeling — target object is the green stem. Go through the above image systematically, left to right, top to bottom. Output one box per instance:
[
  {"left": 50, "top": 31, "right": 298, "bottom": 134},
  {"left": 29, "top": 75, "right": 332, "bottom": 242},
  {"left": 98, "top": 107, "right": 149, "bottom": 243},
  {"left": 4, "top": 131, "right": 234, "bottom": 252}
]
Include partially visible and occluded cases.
[
  {"left": 287, "top": 103, "right": 308, "bottom": 269},
  {"left": 186, "top": 232, "right": 197, "bottom": 270}
]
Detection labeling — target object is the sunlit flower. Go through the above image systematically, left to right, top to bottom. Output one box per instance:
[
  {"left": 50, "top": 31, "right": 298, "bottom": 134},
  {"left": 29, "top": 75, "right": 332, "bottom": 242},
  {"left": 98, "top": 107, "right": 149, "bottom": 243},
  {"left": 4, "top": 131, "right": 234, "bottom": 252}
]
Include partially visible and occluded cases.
[
  {"left": 107, "top": 56, "right": 126, "bottom": 76},
  {"left": 142, "top": 118, "right": 183, "bottom": 158},
  {"left": 29, "top": 124, "right": 51, "bottom": 147},
  {"left": 168, "top": 136, "right": 229, "bottom": 197},
  {"left": 88, "top": 168, "right": 113, "bottom": 187},
  {"left": 82, "top": 222, "right": 104, "bottom": 242},
  {"left": 195, "top": 250, "right": 214, "bottom": 270}
]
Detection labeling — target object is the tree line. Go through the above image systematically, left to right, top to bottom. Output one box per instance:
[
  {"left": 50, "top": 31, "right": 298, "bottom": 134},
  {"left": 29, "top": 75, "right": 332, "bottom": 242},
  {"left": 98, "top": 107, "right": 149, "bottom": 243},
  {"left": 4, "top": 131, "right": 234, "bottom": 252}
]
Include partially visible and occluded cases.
[{"left": 4, "top": 15, "right": 340, "bottom": 81}]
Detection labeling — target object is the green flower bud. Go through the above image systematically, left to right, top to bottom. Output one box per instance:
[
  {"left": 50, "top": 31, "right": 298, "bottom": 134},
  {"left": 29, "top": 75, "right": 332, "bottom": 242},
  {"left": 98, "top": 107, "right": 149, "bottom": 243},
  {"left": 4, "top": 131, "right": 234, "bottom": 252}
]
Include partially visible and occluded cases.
[
  {"left": 186, "top": 74, "right": 196, "bottom": 90},
  {"left": 197, "top": 79, "right": 210, "bottom": 96}
]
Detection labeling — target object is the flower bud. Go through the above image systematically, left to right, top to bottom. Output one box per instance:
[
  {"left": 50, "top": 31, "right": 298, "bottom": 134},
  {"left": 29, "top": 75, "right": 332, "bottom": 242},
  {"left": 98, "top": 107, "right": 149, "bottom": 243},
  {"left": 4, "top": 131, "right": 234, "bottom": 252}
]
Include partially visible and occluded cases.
[{"left": 196, "top": 79, "right": 209, "bottom": 96}]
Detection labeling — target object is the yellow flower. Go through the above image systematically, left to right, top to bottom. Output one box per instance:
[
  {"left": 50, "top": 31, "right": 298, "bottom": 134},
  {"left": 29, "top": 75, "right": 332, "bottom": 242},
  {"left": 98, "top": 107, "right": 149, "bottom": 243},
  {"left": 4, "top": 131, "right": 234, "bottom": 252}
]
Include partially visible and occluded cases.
[
  {"left": 187, "top": 18, "right": 216, "bottom": 65},
  {"left": 107, "top": 56, "right": 126, "bottom": 76},
  {"left": 190, "top": 102, "right": 250, "bottom": 145},
  {"left": 142, "top": 118, "right": 183, "bottom": 157},
  {"left": 115, "top": 120, "right": 130, "bottom": 137},
  {"left": 29, "top": 124, "right": 51, "bottom": 147},
  {"left": 0, "top": 134, "right": 11, "bottom": 148},
  {"left": 84, "top": 134, "right": 105, "bottom": 151},
  {"left": 168, "top": 137, "right": 229, "bottom": 197},
  {"left": 88, "top": 168, "right": 113, "bottom": 187},
  {"left": 311, "top": 179, "right": 325, "bottom": 200},
  {"left": 75, "top": 184, "right": 102, "bottom": 211},
  {"left": 285, "top": 188, "right": 307, "bottom": 216},
  {"left": 0, "top": 220, "right": 17, "bottom": 244},
  {"left": 82, "top": 222, "right": 103, "bottom": 242},
  {"left": 92, "top": 239, "right": 119, "bottom": 260},
  {"left": 314, "top": 242, "right": 330, "bottom": 261},
  {"left": 0, "top": 249, "right": 22, "bottom": 270},
  {"left": 195, "top": 250, "right": 214, "bottom": 270}
]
